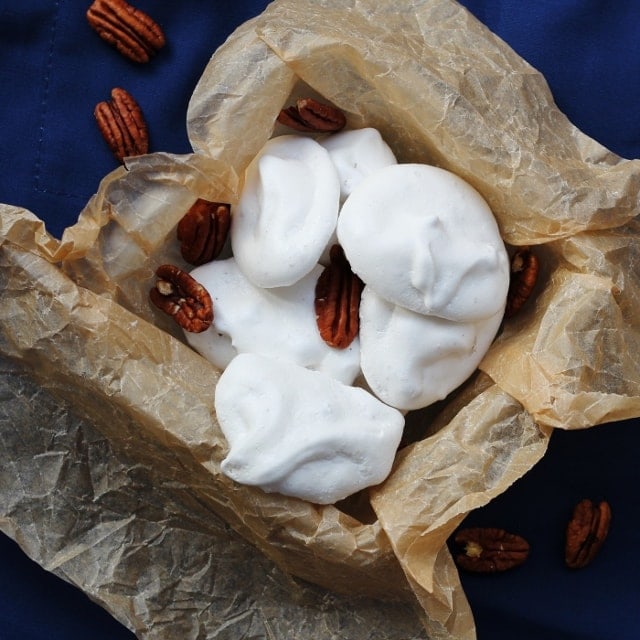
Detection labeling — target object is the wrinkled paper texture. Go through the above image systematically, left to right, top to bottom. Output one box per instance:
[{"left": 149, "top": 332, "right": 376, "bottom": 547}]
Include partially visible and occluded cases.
[{"left": 2, "top": 0, "right": 640, "bottom": 638}]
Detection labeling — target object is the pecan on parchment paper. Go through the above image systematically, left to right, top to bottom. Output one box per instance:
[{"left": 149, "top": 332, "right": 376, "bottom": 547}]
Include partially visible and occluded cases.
[
  {"left": 87, "top": 0, "right": 165, "bottom": 63},
  {"left": 94, "top": 87, "right": 148, "bottom": 163},
  {"left": 277, "top": 97, "right": 347, "bottom": 133},
  {"left": 177, "top": 199, "right": 231, "bottom": 266},
  {"left": 315, "top": 245, "right": 364, "bottom": 349},
  {"left": 505, "top": 247, "right": 539, "bottom": 317},
  {"left": 149, "top": 265, "right": 213, "bottom": 333},
  {"left": 565, "top": 499, "right": 612, "bottom": 569},
  {"left": 453, "top": 527, "right": 530, "bottom": 573}
]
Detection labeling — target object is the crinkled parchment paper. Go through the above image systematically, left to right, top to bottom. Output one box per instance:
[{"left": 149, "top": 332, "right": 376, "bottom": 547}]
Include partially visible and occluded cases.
[{"left": 2, "top": 0, "right": 640, "bottom": 638}]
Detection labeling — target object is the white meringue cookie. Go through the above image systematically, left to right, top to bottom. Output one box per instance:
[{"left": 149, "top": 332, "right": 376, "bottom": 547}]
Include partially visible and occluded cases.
[
  {"left": 319, "top": 127, "right": 397, "bottom": 203},
  {"left": 232, "top": 135, "right": 340, "bottom": 288},
  {"left": 337, "top": 163, "right": 510, "bottom": 322},
  {"left": 184, "top": 258, "right": 360, "bottom": 385},
  {"left": 359, "top": 287, "right": 504, "bottom": 411},
  {"left": 215, "top": 353, "right": 404, "bottom": 505}
]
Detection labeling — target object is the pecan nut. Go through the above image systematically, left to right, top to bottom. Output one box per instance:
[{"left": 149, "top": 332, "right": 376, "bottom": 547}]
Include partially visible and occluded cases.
[
  {"left": 87, "top": 0, "right": 165, "bottom": 64},
  {"left": 95, "top": 87, "right": 149, "bottom": 163},
  {"left": 277, "top": 97, "right": 347, "bottom": 133},
  {"left": 177, "top": 199, "right": 231, "bottom": 266},
  {"left": 315, "top": 245, "right": 364, "bottom": 349},
  {"left": 505, "top": 247, "right": 539, "bottom": 317},
  {"left": 149, "top": 264, "right": 213, "bottom": 333},
  {"left": 565, "top": 499, "right": 611, "bottom": 569},
  {"left": 453, "top": 527, "right": 530, "bottom": 573}
]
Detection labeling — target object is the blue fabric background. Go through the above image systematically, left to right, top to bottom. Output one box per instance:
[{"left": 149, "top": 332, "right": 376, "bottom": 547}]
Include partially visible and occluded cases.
[{"left": 1, "top": 1, "right": 639, "bottom": 638}]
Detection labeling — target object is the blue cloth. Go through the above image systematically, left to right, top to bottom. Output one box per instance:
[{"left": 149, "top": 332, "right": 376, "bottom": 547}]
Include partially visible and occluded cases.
[{"left": 1, "top": 1, "right": 639, "bottom": 638}]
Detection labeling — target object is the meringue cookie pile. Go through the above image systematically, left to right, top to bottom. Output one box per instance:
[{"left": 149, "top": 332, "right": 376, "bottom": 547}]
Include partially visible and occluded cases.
[{"left": 183, "top": 125, "right": 509, "bottom": 505}]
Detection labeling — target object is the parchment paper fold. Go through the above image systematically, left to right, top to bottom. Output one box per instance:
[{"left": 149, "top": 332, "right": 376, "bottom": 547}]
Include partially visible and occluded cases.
[{"left": 2, "top": 1, "right": 640, "bottom": 639}]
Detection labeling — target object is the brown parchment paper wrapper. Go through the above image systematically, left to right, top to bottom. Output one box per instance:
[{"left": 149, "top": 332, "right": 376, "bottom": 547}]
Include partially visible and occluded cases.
[{"left": 3, "top": 0, "right": 640, "bottom": 638}]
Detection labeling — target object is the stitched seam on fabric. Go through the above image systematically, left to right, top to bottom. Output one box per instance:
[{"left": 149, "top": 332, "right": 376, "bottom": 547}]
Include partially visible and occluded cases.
[{"left": 33, "top": 0, "right": 63, "bottom": 197}]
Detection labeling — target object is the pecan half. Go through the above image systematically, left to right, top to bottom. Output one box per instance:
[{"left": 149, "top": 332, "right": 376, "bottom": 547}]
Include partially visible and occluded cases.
[
  {"left": 86, "top": 0, "right": 165, "bottom": 64},
  {"left": 95, "top": 87, "right": 148, "bottom": 163},
  {"left": 277, "top": 97, "right": 347, "bottom": 133},
  {"left": 176, "top": 199, "right": 231, "bottom": 266},
  {"left": 315, "top": 245, "right": 364, "bottom": 349},
  {"left": 505, "top": 247, "right": 539, "bottom": 317},
  {"left": 149, "top": 264, "right": 213, "bottom": 333},
  {"left": 565, "top": 499, "right": 611, "bottom": 569},
  {"left": 453, "top": 527, "right": 530, "bottom": 573}
]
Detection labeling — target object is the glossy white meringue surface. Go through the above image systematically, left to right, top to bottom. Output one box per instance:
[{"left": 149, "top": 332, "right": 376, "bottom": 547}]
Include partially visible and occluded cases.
[
  {"left": 319, "top": 127, "right": 397, "bottom": 203},
  {"left": 231, "top": 135, "right": 340, "bottom": 288},
  {"left": 337, "top": 163, "right": 509, "bottom": 322},
  {"left": 184, "top": 258, "right": 360, "bottom": 385},
  {"left": 359, "top": 287, "right": 504, "bottom": 411},
  {"left": 215, "top": 353, "right": 404, "bottom": 504}
]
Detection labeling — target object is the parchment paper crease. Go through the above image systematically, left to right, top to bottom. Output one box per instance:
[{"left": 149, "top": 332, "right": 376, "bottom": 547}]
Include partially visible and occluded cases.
[{"left": 2, "top": 1, "right": 640, "bottom": 638}]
